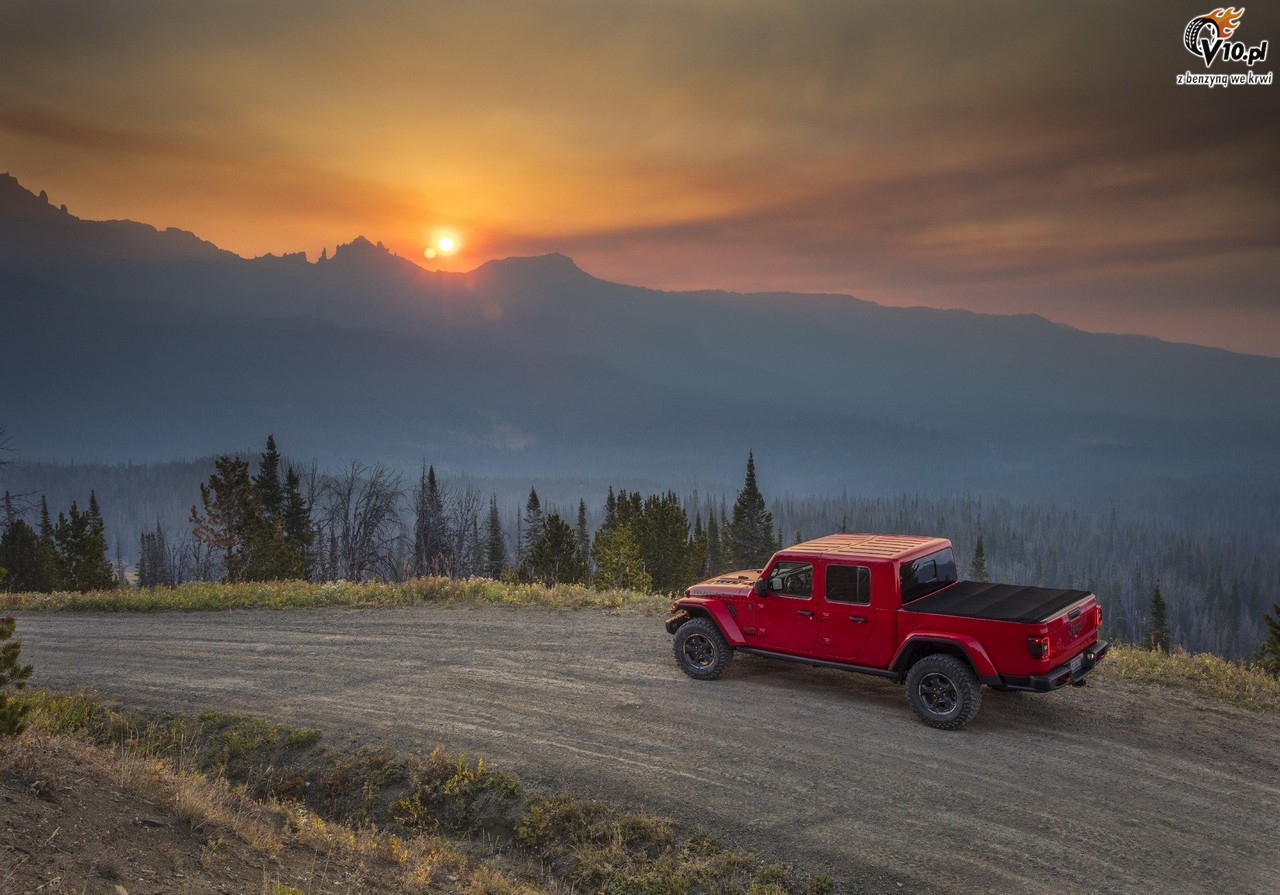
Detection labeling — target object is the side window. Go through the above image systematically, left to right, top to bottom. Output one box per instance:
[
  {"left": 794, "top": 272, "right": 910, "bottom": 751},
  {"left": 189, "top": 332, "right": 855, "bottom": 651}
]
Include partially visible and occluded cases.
[
  {"left": 900, "top": 548, "right": 958, "bottom": 602},
  {"left": 765, "top": 561, "right": 813, "bottom": 599},
  {"left": 826, "top": 564, "right": 871, "bottom": 604}
]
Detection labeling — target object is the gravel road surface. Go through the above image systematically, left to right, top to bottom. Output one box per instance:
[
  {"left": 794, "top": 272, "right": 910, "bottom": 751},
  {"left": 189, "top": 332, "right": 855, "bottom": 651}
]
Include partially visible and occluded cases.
[{"left": 14, "top": 606, "right": 1279, "bottom": 894}]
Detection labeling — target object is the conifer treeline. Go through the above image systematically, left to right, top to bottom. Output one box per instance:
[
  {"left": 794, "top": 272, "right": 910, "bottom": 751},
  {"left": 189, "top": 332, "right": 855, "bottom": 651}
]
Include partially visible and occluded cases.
[
  {"left": 2, "top": 430, "right": 1276, "bottom": 660},
  {"left": 1, "top": 437, "right": 780, "bottom": 599},
  {"left": 0, "top": 492, "right": 115, "bottom": 592}
]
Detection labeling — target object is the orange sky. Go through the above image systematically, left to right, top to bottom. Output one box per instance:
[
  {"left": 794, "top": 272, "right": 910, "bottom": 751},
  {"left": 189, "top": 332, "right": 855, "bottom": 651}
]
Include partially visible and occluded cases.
[{"left": 2, "top": 1, "right": 1277, "bottom": 355}]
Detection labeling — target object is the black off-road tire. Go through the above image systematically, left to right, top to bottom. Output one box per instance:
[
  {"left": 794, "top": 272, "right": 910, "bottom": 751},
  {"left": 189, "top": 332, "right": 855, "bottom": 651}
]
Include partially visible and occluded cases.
[
  {"left": 1184, "top": 16, "right": 1214, "bottom": 55},
  {"left": 673, "top": 617, "right": 733, "bottom": 680},
  {"left": 905, "top": 653, "right": 981, "bottom": 730}
]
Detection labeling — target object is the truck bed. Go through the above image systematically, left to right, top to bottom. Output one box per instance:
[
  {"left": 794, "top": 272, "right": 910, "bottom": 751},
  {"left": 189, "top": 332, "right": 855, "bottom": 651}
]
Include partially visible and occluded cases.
[{"left": 904, "top": 580, "right": 1092, "bottom": 624}]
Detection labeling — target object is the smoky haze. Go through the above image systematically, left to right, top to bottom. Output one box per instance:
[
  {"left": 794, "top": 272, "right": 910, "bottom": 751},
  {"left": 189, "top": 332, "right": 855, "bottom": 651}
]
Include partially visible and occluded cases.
[
  {"left": 1, "top": 1, "right": 1276, "bottom": 353},
  {"left": 1, "top": 173, "right": 1277, "bottom": 507}
]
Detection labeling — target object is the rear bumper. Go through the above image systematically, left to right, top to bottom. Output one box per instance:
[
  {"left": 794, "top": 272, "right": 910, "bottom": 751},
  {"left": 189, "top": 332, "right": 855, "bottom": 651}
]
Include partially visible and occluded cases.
[{"left": 1000, "top": 640, "right": 1109, "bottom": 692}]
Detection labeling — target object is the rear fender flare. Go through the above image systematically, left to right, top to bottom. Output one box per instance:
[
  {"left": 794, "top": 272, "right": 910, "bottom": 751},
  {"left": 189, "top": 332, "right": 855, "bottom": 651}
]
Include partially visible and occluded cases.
[
  {"left": 673, "top": 598, "right": 746, "bottom": 646},
  {"left": 891, "top": 632, "right": 1000, "bottom": 684}
]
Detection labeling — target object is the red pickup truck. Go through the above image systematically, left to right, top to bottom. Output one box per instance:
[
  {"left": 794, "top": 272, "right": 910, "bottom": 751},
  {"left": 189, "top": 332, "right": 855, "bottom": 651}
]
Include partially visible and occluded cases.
[{"left": 666, "top": 533, "right": 1107, "bottom": 729}]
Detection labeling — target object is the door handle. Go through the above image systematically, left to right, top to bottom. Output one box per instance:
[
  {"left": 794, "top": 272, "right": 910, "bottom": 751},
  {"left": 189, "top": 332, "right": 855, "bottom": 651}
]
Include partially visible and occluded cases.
[
  {"left": 797, "top": 610, "right": 814, "bottom": 618},
  {"left": 849, "top": 615, "right": 867, "bottom": 623}
]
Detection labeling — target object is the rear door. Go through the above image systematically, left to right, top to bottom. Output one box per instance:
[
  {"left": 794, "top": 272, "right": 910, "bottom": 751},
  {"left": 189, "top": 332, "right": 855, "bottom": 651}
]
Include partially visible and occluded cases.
[
  {"left": 753, "top": 559, "right": 819, "bottom": 654},
  {"left": 818, "top": 562, "right": 877, "bottom": 662}
]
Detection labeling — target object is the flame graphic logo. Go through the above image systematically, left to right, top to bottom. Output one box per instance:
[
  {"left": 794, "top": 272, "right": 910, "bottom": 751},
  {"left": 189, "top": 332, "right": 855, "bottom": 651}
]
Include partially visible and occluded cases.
[
  {"left": 1184, "top": 7, "right": 1246, "bottom": 55},
  {"left": 1207, "top": 7, "right": 1244, "bottom": 38}
]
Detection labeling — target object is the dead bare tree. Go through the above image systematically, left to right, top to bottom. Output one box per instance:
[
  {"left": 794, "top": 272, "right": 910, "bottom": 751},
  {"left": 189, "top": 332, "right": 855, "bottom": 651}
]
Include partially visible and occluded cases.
[
  {"left": 0, "top": 426, "right": 35, "bottom": 519},
  {"left": 321, "top": 461, "right": 404, "bottom": 582},
  {"left": 448, "top": 484, "right": 482, "bottom": 578},
  {"left": 172, "top": 529, "right": 218, "bottom": 582}
]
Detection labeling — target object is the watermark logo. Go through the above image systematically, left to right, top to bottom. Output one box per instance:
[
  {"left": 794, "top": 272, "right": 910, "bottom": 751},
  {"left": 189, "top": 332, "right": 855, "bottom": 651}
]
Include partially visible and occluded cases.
[
  {"left": 1177, "top": 7, "right": 1272, "bottom": 86},
  {"left": 1183, "top": 8, "right": 1267, "bottom": 67}
]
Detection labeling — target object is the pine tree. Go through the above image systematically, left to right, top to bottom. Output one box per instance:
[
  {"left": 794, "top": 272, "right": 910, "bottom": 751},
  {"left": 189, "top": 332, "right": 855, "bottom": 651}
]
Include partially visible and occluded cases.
[
  {"left": 255, "top": 435, "right": 285, "bottom": 520},
  {"left": 727, "top": 452, "right": 775, "bottom": 568},
  {"left": 190, "top": 456, "right": 268, "bottom": 583},
  {"left": 412, "top": 464, "right": 451, "bottom": 576},
  {"left": 282, "top": 466, "right": 315, "bottom": 580},
  {"left": 603, "top": 487, "right": 618, "bottom": 532},
  {"left": 521, "top": 488, "right": 545, "bottom": 561},
  {"left": 615, "top": 490, "right": 642, "bottom": 530},
  {"left": 633, "top": 491, "right": 693, "bottom": 593},
  {"left": 482, "top": 496, "right": 507, "bottom": 578},
  {"left": 37, "top": 497, "right": 64, "bottom": 591},
  {"left": 38, "top": 497, "right": 52, "bottom": 542},
  {"left": 54, "top": 497, "right": 115, "bottom": 592},
  {"left": 575, "top": 499, "right": 590, "bottom": 567},
  {"left": 717, "top": 506, "right": 732, "bottom": 570},
  {"left": 704, "top": 510, "right": 721, "bottom": 576},
  {"left": 527, "top": 513, "right": 586, "bottom": 585},
  {"left": 687, "top": 513, "right": 709, "bottom": 586},
  {"left": 839, "top": 514, "right": 849, "bottom": 534},
  {"left": 0, "top": 520, "right": 42, "bottom": 592},
  {"left": 137, "top": 523, "right": 171, "bottom": 588},
  {"left": 591, "top": 524, "right": 652, "bottom": 592},
  {"left": 135, "top": 530, "right": 148, "bottom": 588},
  {"left": 968, "top": 534, "right": 989, "bottom": 582},
  {"left": 1147, "top": 583, "right": 1171, "bottom": 652},
  {"left": 1255, "top": 603, "right": 1280, "bottom": 675},
  {"left": 0, "top": 616, "right": 34, "bottom": 738}
]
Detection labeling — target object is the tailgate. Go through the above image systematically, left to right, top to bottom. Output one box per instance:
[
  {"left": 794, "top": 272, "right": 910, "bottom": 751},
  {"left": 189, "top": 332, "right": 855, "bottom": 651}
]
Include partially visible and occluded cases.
[{"left": 1046, "top": 594, "right": 1100, "bottom": 659}]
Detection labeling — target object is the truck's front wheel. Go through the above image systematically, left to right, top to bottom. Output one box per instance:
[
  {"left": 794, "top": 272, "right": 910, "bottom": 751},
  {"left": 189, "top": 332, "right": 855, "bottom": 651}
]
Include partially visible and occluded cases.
[
  {"left": 673, "top": 617, "right": 733, "bottom": 680},
  {"left": 905, "top": 654, "right": 981, "bottom": 730}
]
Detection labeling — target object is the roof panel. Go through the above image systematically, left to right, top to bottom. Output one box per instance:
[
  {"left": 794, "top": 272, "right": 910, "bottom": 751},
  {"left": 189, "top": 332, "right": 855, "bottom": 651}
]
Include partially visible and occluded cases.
[{"left": 785, "top": 533, "right": 947, "bottom": 561}]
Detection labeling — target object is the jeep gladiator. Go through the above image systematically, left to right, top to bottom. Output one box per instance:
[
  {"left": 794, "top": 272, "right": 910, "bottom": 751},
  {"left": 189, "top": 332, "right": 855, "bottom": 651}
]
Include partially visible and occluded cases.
[{"left": 665, "top": 533, "right": 1107, "bottom": 729}]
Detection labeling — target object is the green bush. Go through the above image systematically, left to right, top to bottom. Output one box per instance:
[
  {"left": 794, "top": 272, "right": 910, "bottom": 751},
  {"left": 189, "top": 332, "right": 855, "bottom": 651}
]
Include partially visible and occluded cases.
[{"left": 0, "top": 616, "right": 34, "bottom": 737}]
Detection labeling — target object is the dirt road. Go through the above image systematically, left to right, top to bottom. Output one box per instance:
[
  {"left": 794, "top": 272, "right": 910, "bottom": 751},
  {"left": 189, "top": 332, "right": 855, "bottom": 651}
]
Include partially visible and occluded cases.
[{"left": 14, "top": 605, "right": 1279, "bottom": 894}]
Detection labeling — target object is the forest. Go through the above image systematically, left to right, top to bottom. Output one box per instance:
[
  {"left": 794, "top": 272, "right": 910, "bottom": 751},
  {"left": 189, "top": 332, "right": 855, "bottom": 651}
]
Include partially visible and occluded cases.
[{"left": 1, "top": 428, "right": 1277, "bottom": 661}]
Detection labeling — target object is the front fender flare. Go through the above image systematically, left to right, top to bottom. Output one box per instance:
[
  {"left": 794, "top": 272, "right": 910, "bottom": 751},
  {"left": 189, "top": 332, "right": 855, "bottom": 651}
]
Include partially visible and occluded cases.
[{"left": 670, "top": 598, "right": 747, "bottom": 646}]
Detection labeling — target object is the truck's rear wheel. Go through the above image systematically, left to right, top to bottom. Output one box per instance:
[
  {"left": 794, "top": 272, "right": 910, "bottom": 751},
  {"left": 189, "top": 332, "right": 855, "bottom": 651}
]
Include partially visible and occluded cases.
[
  {"left": 673, "top": 617, "right": 733, "bottom": 680},
  {"left": 905, "top": 654, "right": 981, "bottom": 730}
]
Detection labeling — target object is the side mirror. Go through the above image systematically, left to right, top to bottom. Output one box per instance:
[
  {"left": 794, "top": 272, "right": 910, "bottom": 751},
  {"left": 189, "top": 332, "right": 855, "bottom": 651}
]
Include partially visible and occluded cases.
[{"left": 753, "top": 578, "right": 767, "bottom": 597}]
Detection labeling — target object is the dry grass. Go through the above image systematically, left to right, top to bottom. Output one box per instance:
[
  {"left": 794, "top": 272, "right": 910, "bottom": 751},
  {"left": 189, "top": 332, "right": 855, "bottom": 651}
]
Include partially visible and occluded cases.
[
  {"left": 0, "top": 575, "right": 669, "bottom": 615},
  {"left": 1099, "top": 643, "right": 1280, "bottom": 713},
  {"left": 8, "top": 690, "right": 821, "bottom": 895}
]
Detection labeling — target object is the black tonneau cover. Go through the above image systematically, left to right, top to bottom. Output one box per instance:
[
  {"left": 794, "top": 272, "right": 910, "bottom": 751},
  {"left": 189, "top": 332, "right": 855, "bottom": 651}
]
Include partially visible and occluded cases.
[{"left": 903, "top": 580, "right": 1092, "bottom": 624}]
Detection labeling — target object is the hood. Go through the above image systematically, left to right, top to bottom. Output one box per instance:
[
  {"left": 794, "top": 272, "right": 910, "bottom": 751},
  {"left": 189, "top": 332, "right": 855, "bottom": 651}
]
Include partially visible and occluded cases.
[{"left": 686, "top": 569, "right": 763, "bottom": 598}]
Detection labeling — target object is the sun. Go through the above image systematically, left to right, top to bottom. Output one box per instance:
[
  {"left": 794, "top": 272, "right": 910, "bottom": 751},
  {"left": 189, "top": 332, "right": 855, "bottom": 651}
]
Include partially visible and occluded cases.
[{"left": 424, "top": 231, "right": 460, "bottom": 260}]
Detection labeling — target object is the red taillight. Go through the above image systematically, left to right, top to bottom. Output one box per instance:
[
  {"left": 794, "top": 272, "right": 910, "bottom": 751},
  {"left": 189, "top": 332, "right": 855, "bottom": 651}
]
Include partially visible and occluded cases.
[
  {"left": 1095, "top": 605, "right": 1103, "bottom": 630},
  {"left": 1029, "top": 635, "right": 1051, "bottom": 660}
]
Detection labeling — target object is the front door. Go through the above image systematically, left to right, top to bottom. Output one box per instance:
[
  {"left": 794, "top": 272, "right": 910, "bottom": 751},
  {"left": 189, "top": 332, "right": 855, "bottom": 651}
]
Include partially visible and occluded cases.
[
  {"left": 753, "top": 559, "right": 819, "bottom": 654},
  {"left": 819, "top": 563, "right": 877, "bottom": 662}
]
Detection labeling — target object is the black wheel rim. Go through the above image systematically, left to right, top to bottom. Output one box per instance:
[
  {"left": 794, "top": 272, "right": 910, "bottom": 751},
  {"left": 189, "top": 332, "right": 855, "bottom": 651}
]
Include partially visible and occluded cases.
[
  {"left": 683, "top": 634, "right": 716, "bottom": 668},
  {"left": 918, "top": 672, "right": 959, "bottom": 715}
]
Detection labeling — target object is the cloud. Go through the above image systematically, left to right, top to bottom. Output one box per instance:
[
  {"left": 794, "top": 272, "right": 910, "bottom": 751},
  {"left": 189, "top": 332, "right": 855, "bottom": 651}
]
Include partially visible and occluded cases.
[{"left": 1, "top": 0, "right": 1276, "bottom": 352}]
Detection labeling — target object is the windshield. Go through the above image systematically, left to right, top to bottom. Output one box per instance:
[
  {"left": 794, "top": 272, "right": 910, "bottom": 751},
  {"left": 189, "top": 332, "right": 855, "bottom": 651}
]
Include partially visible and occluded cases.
[{"left": 899, "top": 548, "right": 958, "bottom": 603}]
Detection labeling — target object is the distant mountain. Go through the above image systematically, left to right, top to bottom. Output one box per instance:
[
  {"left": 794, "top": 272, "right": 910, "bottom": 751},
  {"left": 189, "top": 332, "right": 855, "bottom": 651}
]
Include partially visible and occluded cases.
[{"left": 2, "top": 172, "right": 1277, "bottom": 498}]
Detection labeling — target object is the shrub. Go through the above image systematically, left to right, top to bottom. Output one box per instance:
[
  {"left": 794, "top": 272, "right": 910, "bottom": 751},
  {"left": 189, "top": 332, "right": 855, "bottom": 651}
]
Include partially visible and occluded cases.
[
  {"left": 1255, "top": 603, "right": 1280, "bottom": 676},
  {"left": 0, "top": 616, "right": 34, "bottom": 737}
]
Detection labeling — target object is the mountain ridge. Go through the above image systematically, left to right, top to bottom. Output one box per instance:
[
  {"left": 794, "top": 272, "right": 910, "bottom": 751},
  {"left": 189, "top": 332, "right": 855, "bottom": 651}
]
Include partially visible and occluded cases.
[
  {"left": 5, "top": 172, "right": 1272, "bottom": 361},
  {"left": 1, "top": 173, "right": 1276, "bottom": 498}
]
